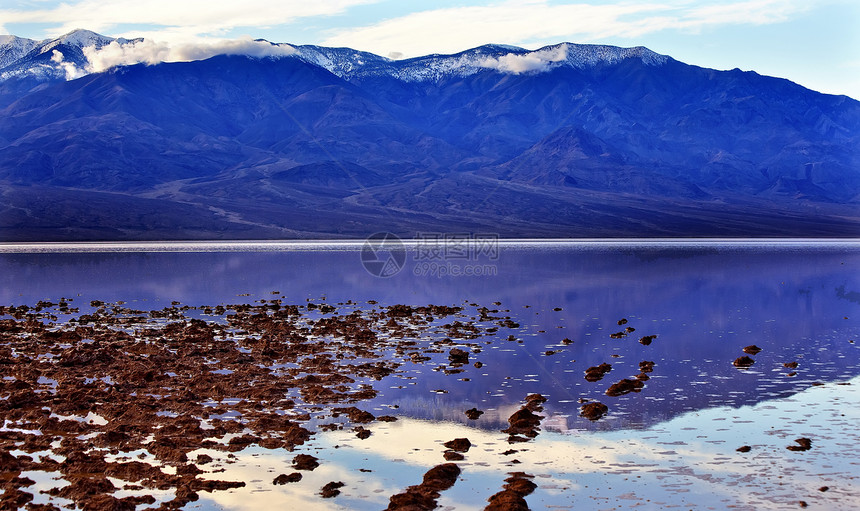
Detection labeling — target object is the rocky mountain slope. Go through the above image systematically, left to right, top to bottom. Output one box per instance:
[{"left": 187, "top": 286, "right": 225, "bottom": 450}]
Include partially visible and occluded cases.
[{"left": 1, "top": 30, "right": 858, "bottom": 240}]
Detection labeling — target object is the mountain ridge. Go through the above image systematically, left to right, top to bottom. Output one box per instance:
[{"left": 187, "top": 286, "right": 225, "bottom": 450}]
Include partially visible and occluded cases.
[
  {"left": 0, "top": 29, "right": 139, "bottom": 82},
  {"left": 1, "top": 29, "right": 674, "bottom": 86},
  {"left": 0, "top": 30, "right": 858, "bottom": 240}
]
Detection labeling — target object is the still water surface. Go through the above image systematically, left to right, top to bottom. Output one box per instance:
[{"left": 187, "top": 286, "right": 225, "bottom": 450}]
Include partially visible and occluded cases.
[{"left": 2, "top": 240, "right": 859, "bottom": 509}]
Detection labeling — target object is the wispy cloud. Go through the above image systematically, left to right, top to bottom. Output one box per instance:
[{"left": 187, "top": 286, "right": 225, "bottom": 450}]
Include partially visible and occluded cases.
[
  {"left": 0, "top": 0, "right": 380, "bottom": 41},
  {"left": 0, "top": 0, "right": 824, "bottom": 58},
  {"left": 321, "top": 0, "right": 815, "bottom": 58},
  {"left": 679, "top": 0, "right": 807, "bottom": 27},
  {"left": 83, "top": 38, "right": 295, "bottom": 73},
  {"left": 479, "top": 43, "right": 569, "bottom": 74},
  {"left": 50, "top": 49, "right": 87, "bottom": 79}
]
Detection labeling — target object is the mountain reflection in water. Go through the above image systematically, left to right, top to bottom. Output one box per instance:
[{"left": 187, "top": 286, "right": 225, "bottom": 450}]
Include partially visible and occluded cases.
[{"left": 1, "top": 240, "right": 858, "bottom": 431}]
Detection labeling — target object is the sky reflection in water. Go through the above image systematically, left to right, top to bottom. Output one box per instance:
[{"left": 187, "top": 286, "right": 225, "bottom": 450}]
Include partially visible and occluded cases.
[{"left": 2, "top": 241, "right": 859, "bottom": 508}]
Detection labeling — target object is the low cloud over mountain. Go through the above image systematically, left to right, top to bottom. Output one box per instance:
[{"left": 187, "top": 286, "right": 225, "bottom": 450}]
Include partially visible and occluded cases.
[{"left": 1, "top": 30, "right": 858, "bottom": 240}]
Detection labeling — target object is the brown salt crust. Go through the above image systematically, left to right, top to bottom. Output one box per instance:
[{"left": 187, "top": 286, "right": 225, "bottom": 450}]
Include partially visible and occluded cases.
[
  {"left": 0, "top": 299, "right": 484, "bottom": 508},
  {"left": 618, "top": 319, "right": 628, "bottom": 325},
  {"left": 639, "top": 335, "right": 657, "bottom": 346},
  {"left": 743, "top": 345, "right": 763, "bottom": 355},
  {"left": 449, "top": 348, "right": 470, "bottom": 365},
  {"left": 733, "top": 356, "right": 755, "bottom": 368},
  {"left": 639, "top": 360, "right": 655, "bottom": 373},
  {"left": 784, "top": 361, "right": 799, "bottom": 369},
  {"left": 606, "top": 378, "right": 645, "bottom": 397},
  {"left": 524, "top": 394, "right": 546, "bottom": 410},
  {"left": 502, "top": 395, "right": 546, "bottom": 442},
  {"left": 580, "top": 401, "right": 609, "bottom": 421},
  {"left": 332, "top": 406, "right": 374, "bottom": 424},
  {"left": 465, "top": 408, "right": 484, "bottom": 420},
  {"left": 503, "top": 409, "right": 543, "bottom": 437},
  {"left": 354, "top": 426, "right": 372, "bottom": 439},
  {"left": 505, "top": 435, "right": 531, "bottom": 444},
  {"left": 258, "top": 438, "right": 285, "bottom": 450},
  {"left": 443, "top": 438, "right": 472, "bottom": 452},
  {"left": 787, "top": 438, "right": 813, "bottom": 452},
  {"left": 736, "top": 445, "right": 752, "bottom": 453},
  {"left": 1, "top": 450, "right": 22, "bottom": 471},
  {"left": 443, "top": 450, "right": 466, "bottom": 461},
  {"left": 293, "top": 454, "right": 321, "bottom": 471},
  {"left": 104, "top": 460, "right": 168, "bottom": 482},
  {"left": 386, "top": 463, "right": 461, "bottom": 510},
  {"left": 485, "top": 472, "right": 537, "bottom": 511},
  {"left": 273, "top": 473, "right": 302, "bottom": 485},
  {"left": 0, "top": 474, "right": 35, "bottom": 492},
  {"left": 503, "top": 474, "right": 537, "bottom": 496},
  {"left": 47, "top": 477, "right": 116, "bottom": 501},
  {"left": 190, "top": 479, "right": 246, "bottom": 492},
  {"left": 320, "top": 481, "right": 345, "bottom": 498},
  {"left": 1, "top": 488, "right": 34, "bottom": 509},
  {"left": 386, "top": 490, "right": 438, "bottom": 510},
  {"left": 71, "top": 494, "right": 141, "bottom": 510},
  {"left": 121, "top": 494, "right": 157, "bottom": 507},
  {"left": 22, "top": 503, "right": 61, "bottom": 511}
]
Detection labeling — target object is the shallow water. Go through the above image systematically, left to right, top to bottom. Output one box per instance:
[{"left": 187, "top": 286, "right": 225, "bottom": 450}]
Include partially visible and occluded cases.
[{"left": 2, "top": 240, "right": 859, "bottom": 509}]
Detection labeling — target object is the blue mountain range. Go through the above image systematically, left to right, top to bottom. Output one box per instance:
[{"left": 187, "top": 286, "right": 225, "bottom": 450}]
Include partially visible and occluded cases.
[{"left": 1, "top": 30, "right": 858, "bottom": 240}]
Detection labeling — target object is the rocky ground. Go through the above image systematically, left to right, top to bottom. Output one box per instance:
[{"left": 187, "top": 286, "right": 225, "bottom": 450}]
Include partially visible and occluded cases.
[{"left": 1, "top": 297, "right": 855, "bottom": 510}]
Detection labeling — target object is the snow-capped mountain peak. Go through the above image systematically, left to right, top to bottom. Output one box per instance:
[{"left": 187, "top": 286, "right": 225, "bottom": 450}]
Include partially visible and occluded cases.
[
  {"left": 0, "top": 29, "right": 141, "bottom": 82},
  {"left": 1, "top": 29, "right": 669, "bottom": 85},
  {"left": 46, "top": 29, "right": 108, "bottom": 50},
  {"left": 0, "top": 35, "right": 40, "bottom": 70},
  {"left": 292, "top": 42, "right": 669, "bottom": 82},
  {"left": 292, "top": 44, "right": 392, "bottom": 78}
]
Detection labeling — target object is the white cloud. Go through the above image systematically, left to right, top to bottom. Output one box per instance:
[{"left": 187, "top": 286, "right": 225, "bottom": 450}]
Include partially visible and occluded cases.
[
  {"left": 0, "top": 0, "right": 380, "bottom": 42},
  {"left": 321, "top": 0, "right": 815, "bottom": 59},
  {"left": 679, "top": 0, "right": 807, "bottom": 27},
  {"left": 83, "top": 38, "right": 296, "bottom": 73},
  {"left": 172, "top": 39, "right": 297, "bottom": 61},
  {"left": 83, "top": 40, "right": 170, "bottom": 71},
  {"left": 479, "top": 43, "right": 569, "bottom": 74},
  {"left": 49, "top": 48, "right": 87, "bottom": 79}
]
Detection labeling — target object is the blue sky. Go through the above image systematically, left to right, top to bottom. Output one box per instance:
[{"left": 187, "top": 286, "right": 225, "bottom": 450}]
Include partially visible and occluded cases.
[{"left": 1, "top": 0, "right": 858, "bottom": 99}]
